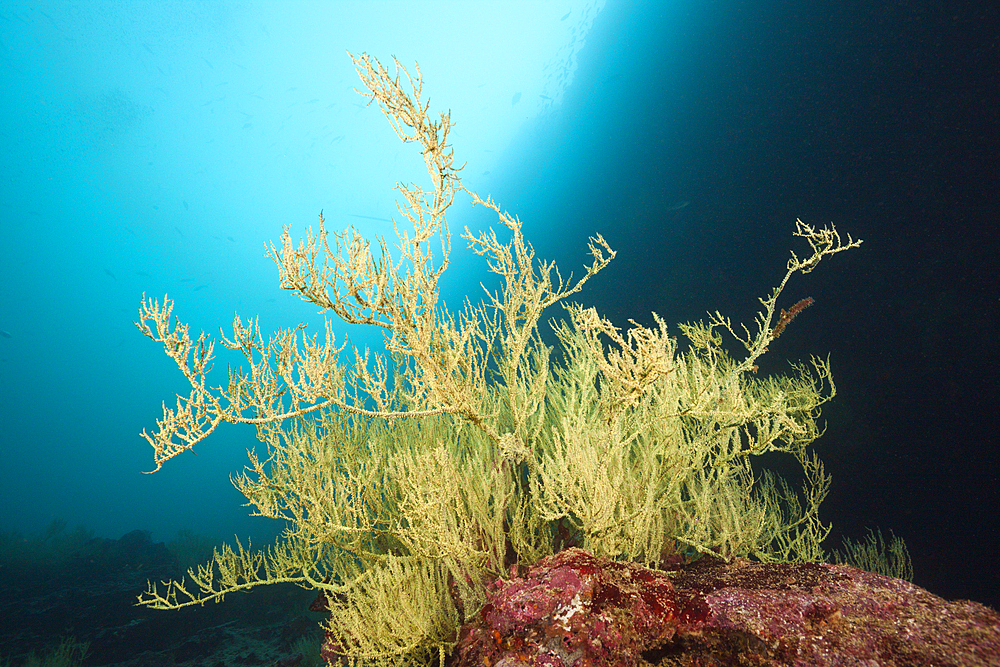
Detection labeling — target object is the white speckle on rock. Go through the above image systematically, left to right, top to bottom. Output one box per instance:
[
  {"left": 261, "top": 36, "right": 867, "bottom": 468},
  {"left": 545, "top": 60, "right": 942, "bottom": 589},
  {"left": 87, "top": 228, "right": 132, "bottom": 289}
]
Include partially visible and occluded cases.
[{"left": 553, "top": 590, "right": 587, "bottom": 629}]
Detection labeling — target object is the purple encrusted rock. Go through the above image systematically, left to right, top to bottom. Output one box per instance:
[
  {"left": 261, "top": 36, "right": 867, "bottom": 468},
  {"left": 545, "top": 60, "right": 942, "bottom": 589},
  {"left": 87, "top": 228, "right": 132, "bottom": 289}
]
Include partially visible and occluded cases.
[
  {"left": 448, "top": 548, "right": 1000, "bottom": 667},
  {"left": 450, "top": 548, "right": 678, "bottom": 667}
]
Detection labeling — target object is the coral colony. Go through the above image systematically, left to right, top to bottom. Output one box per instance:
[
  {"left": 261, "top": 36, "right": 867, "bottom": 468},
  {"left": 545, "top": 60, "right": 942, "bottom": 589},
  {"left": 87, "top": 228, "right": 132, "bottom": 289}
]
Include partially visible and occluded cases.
[{"left": 131, "top": 52, "right": 998, "bottom": 666}]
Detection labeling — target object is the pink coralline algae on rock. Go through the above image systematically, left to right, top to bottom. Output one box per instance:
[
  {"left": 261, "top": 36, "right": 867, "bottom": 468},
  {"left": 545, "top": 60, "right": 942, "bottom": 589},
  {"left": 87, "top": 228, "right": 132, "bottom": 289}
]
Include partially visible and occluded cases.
[
  {"left": 447, "top": 547, "right": 1000, "bottom": 667},
  {"left": 451, "top": 548, "right": 678, "bottom": 667}
]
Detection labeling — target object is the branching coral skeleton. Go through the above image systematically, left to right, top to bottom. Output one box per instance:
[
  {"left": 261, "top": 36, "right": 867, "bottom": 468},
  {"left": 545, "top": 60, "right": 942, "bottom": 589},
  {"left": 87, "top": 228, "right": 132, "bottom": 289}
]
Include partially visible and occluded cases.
[{"left": 135, "top": 52, "right": 862, "bottom": 667}]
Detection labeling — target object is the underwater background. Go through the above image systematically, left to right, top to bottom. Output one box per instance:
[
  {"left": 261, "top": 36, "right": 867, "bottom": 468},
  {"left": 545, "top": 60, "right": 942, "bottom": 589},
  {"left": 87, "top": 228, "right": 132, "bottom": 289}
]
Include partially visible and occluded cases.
[{"left": 1, "top": 0, "right": 997, "bottom": 662}]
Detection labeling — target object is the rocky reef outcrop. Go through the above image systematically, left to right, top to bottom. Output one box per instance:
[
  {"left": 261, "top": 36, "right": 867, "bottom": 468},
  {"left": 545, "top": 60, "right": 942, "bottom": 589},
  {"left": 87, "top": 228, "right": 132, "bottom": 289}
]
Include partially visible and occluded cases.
[{"left": 446, "top": 548, "right": 1000, "bottom": 667}]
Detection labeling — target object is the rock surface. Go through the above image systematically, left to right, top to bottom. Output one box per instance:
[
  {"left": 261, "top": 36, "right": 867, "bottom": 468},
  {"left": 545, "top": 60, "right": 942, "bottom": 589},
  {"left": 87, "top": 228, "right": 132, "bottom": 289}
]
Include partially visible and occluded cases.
[{"left": 448, "top": 547, "right": 1000, "bottom": 667}]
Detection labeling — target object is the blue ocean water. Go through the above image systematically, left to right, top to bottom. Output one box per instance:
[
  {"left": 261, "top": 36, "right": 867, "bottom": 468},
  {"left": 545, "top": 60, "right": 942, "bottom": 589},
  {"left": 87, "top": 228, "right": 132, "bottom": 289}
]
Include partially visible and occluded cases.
[{"left": 1, "top": 1, "right": 997, "bottom": 660}]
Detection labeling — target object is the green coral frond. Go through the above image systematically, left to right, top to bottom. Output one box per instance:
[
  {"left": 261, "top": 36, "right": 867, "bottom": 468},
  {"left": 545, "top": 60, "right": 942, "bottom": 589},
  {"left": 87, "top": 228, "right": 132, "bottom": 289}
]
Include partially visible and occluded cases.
[
  {"left": 752, "top": 451, "right": 833, "bottom": 563},
  {"left": 832, "top": 529, "right": 914, "bottom": 581},
  {"left": 138, "top": 532, "right": 346, "bottom": 609},
  {"left": 324, "top": 556, "right": 461, "bottom": 667}
]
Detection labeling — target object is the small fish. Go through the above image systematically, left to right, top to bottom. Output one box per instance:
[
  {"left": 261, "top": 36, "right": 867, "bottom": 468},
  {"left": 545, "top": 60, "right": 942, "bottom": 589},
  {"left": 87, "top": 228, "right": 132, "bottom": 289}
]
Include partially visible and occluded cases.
[
  {"left": 38, "top": 10, "right": 58, "bottom": 27},
  {"left": 511, "top": 92, "right": 521, "bottom": 106},
  {"left": 183, "top": 200, "right": 189, "bottom": 210},
  {"left": 666, "top": 201, "right": 690, "bottom": 211},
  {"left": 348, "top": 214, "right": 392, "bottom": 223},
  {"left": 104, "top": 268, "right": 117, "bottom": 281},
  {"left": 0, "top": 330, "right": 12, "bottom": 339}
]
